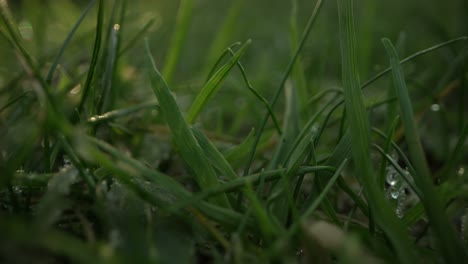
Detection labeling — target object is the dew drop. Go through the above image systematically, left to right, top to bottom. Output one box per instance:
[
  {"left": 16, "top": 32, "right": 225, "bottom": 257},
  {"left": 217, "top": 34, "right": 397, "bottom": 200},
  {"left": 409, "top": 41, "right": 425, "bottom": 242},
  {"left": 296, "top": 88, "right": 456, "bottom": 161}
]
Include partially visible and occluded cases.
[
  {"left": 430, "top": 104, "right": 440, "bottom": 112},
  {"left": 386, "top": 166, "right": 399, "bottom": 186},
  {"left": 458, "top": 167, "right": 465, "bottom": 177}
]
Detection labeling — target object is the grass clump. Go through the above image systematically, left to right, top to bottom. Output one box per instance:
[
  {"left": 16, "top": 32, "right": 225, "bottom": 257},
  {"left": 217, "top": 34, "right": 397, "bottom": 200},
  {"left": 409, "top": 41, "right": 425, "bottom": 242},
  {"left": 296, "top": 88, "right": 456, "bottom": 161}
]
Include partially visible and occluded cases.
[{"left": 0, "top": 0, "right": 467, "bottom": 263}]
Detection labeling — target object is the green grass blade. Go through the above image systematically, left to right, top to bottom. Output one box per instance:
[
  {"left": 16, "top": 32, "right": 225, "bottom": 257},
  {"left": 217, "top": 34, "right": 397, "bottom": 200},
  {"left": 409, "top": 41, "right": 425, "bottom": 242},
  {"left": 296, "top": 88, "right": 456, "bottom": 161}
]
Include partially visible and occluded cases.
[
  {"left": 46, "top": 0, "right": 97, "bottom": 85},
  {"left": 78, "top": 0, "right": 104, "bottom": 115},
  {"left": 162, "top": 0, "right": 194, "bottom": 85},
  {"left": 204, "top": 0, "right": 245, "bottom": 74},
  {"left": 243, "top": 0, "right": 324, "bottom": 176},
  {"left": 289, "top": 0, "right": 309, "bottom": 120},
  {"left": 338, "top": 1, "right": 417, "bottom": 262},
  {"left": 97, "top": 15, "right": 121, "bottom": 114},
  {"left": 118, "top": 17, "right": 155, "bottom": 56},
  {"left": 361, "top": 36, "right": 468, "bottom": 89},
  {"left": 382, "top": 37, "right": 468, "bottom": 262},
  {"left": 145, "top": 39, "right": 231, "bottom": 208},
  {"left": 186, "top": 40, "right": 251, "bottom": 124},
  {"left": 227, "top": 48, "right": 282, "bottom": 134},
  {"left": 87, "top": 100, "right": 158, "bottom": 124},
  {"left": 378, "top": 116, "right": 400, "bottom": 189},
  {"left": 437, "top": 122, "right": 468, "bottom": 182},
  {"left": 191, "top": 127, "right": 238, "bottom": 180},
  {"left": 290, "top": 159, "right": 348, "bottom": 235}
]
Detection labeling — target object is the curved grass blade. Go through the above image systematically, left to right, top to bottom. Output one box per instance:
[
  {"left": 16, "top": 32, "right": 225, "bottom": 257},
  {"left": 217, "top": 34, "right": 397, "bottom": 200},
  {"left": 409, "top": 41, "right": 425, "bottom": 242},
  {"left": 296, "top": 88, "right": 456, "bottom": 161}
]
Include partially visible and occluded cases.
[
  {"left": 338, "top": 1, "right": 417, "bottom": 262},
  {"left": 317, "top": 36, "right": 468, "bottom": 134},
  {"left": 382, "top": 38, "right": 468, "bottom": 262},
  {"left": 145, "top": 39, "right": 231, "bottom": 208},
  {"left": 186, "top": 39, "right": 251, "bottom": 124},
  {"left": 227, "top": 48, "right": 282, "bottom": 135},
  {"left": 290, "top": 159, "right": 348, "bottom": 235}
]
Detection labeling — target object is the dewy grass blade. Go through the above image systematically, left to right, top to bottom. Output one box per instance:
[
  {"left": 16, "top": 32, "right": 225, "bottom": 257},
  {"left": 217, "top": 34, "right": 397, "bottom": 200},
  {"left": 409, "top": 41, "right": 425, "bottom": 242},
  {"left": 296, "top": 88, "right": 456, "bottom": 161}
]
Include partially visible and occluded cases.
[
  {"left": 162, "top": 0, "right": 194, "bottom": 85},
  {"left": 337, "top": 1, "right": 417, "bottom": 262},
  {"left": 382, "top": 38, "right": 468, "bottom": 262},
  {"left": 145, "top": 39, "right": 231, "bottom": 208},
  {"left": 186, "top": 40, "right": 251, "bottom": 124}
]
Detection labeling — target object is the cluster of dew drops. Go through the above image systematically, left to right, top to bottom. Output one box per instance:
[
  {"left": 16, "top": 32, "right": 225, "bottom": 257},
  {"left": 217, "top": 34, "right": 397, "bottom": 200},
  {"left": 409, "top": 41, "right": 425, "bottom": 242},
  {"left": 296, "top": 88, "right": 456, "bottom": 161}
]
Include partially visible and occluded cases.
[{"left": 385, "top": 165, "right": 410, "bottom": 218}]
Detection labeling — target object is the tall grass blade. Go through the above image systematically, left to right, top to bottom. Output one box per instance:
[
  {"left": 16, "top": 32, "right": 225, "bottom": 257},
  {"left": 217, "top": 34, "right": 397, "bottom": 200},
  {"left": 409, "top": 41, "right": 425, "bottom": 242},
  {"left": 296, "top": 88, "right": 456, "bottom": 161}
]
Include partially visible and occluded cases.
[
  {"left": 45, "top": 0, "right": 97, "bottom": 85},
  {"left": 78, "top": 0, "right": 104, "bottom": 116},
  {"left": 162, "top": 0, "right": 194, "bottom": 85},
  {"left": 204, "top": 0, "right": 245, "bottom": 74},
  {"left": 243, "top": 0, "right": 324, "bottom": 176},
  {"left": 289, "top": 0, "right": 309, "bottom": 120},
  {"left": 337, "top": 1, "right": 417, "bottom": 262},
  {"left": 382, "top": 37, "right": 468, "bottom": 262},
  {"left": 145, "top": 39, "right": 231, "bottom": 208},
  {"left": 186, "top": 40, "right": 251, "bottom": 124}
]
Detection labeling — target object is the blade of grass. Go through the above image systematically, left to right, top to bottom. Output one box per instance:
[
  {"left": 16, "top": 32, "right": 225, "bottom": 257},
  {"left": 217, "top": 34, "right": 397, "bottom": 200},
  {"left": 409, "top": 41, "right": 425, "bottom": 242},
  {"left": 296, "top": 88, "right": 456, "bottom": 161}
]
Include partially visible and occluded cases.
[
  {"left": 45, "top": 0, "right": 97, "bottom": 85},
  {"left": 78, "top": 0, "right": 104, "bottom": 116},
  {"left": 162, "top": 0, "right": 194, "bottom": 85},
  {"left": 204, "top": 0, "right": 245, "bottom": 75},
  {"left": 243, "top": 0, "right": 324, "bottom": 176},
  {"left": 289, "top": 0, "right": 309, "bottom": 120},
  {"left": 338, "top": 1, "right": 417, "bottom": 262},
  {"left": 97, "top": 14, "right": 122, "bottom": 114},
  {"left": 320, "top": 36, "right": 468, "bottom": 134},
  {"left": 382, "top": 37, "right": 468, "bottom": 262},
  {"left": 145, "top": 39, "right": 231, "bottom": 208},
  {"left": 186, "top": 40, "right": 251, "bottom": 124},
  {"left": 227, "top": 48, "right": 282, "bottom": 134},
  {"left": 87, "top": 100, "right": 158, "bottom": 124},
  {"left": 378, "top": 116, "right": 400, "bottom": 190},
  {"left": 437, "top": 122, "right": 468, "bottom": 182},
  {"left": 191, "top": 127, "right": 238, "bottom": 180},
  {"left": 191, "top": 127, "right": 280, "bottom": 240},
  {"left": 85, "top": 136, "right": 248, "bottom": 229},
  {"left": 171, "top": 166, "right": 335, "bottom": 210}
]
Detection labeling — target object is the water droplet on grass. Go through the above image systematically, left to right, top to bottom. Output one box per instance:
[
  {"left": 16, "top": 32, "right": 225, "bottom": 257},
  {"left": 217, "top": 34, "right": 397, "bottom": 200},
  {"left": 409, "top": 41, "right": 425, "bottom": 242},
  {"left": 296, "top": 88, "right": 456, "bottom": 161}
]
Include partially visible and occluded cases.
[
  {"left": 430, "top": 104, "right": 440, "bottom": 112},
  {"left": 386, "top": 166, "right": 398, "bottom": 186},
  {"left": 458, "top": 167, "right": 465, "bottom": 177}
]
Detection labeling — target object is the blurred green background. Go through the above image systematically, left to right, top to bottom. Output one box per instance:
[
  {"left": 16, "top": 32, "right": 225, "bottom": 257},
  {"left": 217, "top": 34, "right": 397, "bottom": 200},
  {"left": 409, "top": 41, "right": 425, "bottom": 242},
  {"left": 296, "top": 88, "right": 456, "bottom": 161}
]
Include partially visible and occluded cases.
[{"left": 2, "top": 0, "right": 466, "bottom": 157}]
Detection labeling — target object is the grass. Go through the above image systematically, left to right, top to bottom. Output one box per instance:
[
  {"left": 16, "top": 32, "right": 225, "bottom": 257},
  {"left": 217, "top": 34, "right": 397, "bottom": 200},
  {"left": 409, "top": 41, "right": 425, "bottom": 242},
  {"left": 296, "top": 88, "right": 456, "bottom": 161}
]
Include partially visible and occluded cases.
[{"left": 0, "top": 0, "right": 467, "bottom": 263}]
